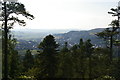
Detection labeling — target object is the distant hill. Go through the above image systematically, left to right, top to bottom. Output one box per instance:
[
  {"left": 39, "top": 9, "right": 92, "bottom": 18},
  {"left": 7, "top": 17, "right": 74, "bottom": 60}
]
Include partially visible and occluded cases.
[
  {"left": 1, "top": 28, "right": 120, "bottom": 55},
  {"left": 5, "top": 28, "right": 120, "bottom": 50},
  {"left": 13, "top": 28, "right": 107, "bottom": 50},
  {"left": 54, "top": 28, "right": 105, "bottom": 47},
  {"left": 11, "top": 29, "right": 72, "bottom": 40}
]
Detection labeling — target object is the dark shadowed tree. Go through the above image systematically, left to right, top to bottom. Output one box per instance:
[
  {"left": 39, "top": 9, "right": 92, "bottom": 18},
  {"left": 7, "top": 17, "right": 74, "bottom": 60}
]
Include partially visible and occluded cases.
[
  {"left": 0, "top": 1, "right": 34, "bottom": 79},
  {"left": 0, "top": 1, "right": 34, "bottom": 80},
  {"left": 0, "top": 2, "right": 34, "bottom": 28},
  {"left": 96, "top": 21, "right": 119, "bottom": 61},
  {"left": 7, "top": 35, "right": 20, "bottom": 79},
  {"left": 37, "top": 35, "right": 59, "bottom": 78},
  {"left": 71, "top": 38, "right": 85, "bottom": 78},
  {"left": 84, "top": 39, "right": 94, "bottom": 79},
  {"left": 57, "top": 42, "right": 74, "bottom": 78},
  {"left": 60, "top": 42, "right": 69, "bottom": 52},
  {"left": 92, "top": 48, "right": 110, "bottom": 79},
  {"left": 23, "top": 49, "right": 34, "bottom": 72}
]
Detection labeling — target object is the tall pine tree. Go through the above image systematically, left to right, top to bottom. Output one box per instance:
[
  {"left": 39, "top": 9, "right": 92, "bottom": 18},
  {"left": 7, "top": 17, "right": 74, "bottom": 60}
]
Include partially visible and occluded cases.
[
  {"left": 37, "top": 35, "right": 59, "bottom": 78},
  {"left": 23, "top": 49, "right": 34, "bottom": 72}
]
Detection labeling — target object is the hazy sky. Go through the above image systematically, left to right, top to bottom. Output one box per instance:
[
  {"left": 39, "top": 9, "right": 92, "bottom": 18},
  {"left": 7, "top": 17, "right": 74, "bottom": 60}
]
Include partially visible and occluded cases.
[{"left": 14, "top": 0, "right": 119, "bottom": 30}]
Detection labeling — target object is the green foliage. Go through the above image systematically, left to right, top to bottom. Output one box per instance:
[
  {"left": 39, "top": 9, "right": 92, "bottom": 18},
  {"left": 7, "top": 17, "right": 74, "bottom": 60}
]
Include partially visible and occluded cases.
[
  {"left": 1, "top": 1, "right": 34, "bottom": 79},
  {"left": 1, "top": 2, "right": 34, "bottom": 28},
  {"left": 1, "top": 3, "right": 120, "bottom": 79},
  {"left": 109, "top": 20, "right": 119, "bottom": 27},
  {"left": 96, "top": 22, "right": 119, "bottom": 61},
  {"left": 5, "top": 34, "right": 120, "bottom": 79},
  {"left": 37, "top": 35, "right": 59, "bottom": 78},
  {"left": 38, "top": 35, "right": 59, "bottom": 50},
  {"left": 4, "top": 36, "right": 21, "bottom": 79},
  {"left": 57, "top": 42, "right": 74, "bottom": 78},
  {"left": 60, "top": 42, "right": 69, "bottom": 52},
  {"left": 91, "top": 48, "right": 110, "bottom": 78},
  {"left": 9, "top": 50, "right": 19, "bottom": 79},
  {"left": 23, "top": 50, "right": 34, "bottom": 72},
  {"left": 57, "top": 52, "right": 74, "bottom": 78},
  {"left": 110, "top": 58, "right": 120, "bottom": 79},
  {"left": 25, "top": 67, "right": 39, "bottom": 79}
]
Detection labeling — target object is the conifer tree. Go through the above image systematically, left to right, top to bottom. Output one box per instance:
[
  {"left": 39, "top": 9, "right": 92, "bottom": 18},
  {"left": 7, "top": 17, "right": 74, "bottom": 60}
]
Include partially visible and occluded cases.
[
  {"left": 0, "top": 2, "right": 34, "bottom": 79},
  {"left": 96, "top": 20, "right": 119, "bottom": 61},
  {"left": 37, "top": 35, "right": 59, "bottom": 78},
  {"left": 7, "top": 36, "right": 20, "bottom": 79},
  {"left": 84, "top": 39, "right": 94, "bottom": 79},
  {"left": 57, "top": 42, "right": 74, "bottom": 78},
  {"left": 23, "top": 49, "right": 34, "bottom": 72}
]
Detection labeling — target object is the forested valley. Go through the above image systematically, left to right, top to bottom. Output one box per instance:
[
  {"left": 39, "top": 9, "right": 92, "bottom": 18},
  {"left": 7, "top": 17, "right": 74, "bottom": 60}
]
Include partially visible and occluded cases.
[{"left": 0, "top": 1, "right": 120, "bottom": 80}]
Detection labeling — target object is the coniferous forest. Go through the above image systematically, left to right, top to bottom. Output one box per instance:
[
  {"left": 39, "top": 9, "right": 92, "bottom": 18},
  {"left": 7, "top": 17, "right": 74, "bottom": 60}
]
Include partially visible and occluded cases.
[{"left": 0, "top": 1, "right": 120, "bottom": 80}]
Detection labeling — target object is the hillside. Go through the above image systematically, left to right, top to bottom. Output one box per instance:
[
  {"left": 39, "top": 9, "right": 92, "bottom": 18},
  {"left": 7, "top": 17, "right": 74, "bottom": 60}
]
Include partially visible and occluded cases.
[
  {"left": 14, "top": 28, "right": 106, "bottom": 50},
  {"left": 54, "top": 28, "right": 105, "bottom": 47}
]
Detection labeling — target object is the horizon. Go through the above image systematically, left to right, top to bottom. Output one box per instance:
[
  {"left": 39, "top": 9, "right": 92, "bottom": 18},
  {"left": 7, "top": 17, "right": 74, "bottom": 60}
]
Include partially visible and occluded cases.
[
  {"left": 11, "top": 27, "right": 105, "bottom": 35},
  {"left": 12, "top": 27, "right": 105, "bottom": 31}
]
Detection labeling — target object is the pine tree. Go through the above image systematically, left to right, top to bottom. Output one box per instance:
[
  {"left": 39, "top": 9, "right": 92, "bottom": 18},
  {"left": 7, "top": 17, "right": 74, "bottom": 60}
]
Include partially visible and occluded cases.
[
  {"left": 1, "top": 2, "right": 34, "bottom": 79},
  {"left": 96, "top": 21, "right": 119, "bottom": 61},
  {"left": 7, "top": 35, "right": 20, "bottom": 79},
  {"left": 37, "top": 35, "right": 59, "bottom": 78},
  {"left": 71, "top": 38, "right": 85, "bottom": 78},
  {"left": 84, "top": 39, "right": 94, "bottom": 79},
  {"left": 57, "top": 42, "right": 74, "bottom": 78},
  {"left": 61, "top": 42, "right": 69, "bottom": 52},
  {"left": 23, "top": 49, "right": 34, "bottom": 72}
]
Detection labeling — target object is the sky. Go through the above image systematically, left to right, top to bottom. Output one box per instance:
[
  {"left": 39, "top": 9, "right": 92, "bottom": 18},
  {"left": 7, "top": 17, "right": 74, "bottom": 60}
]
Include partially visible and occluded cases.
[{"left": 14, "top": 0, "right": 119, "bottom": 30}]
